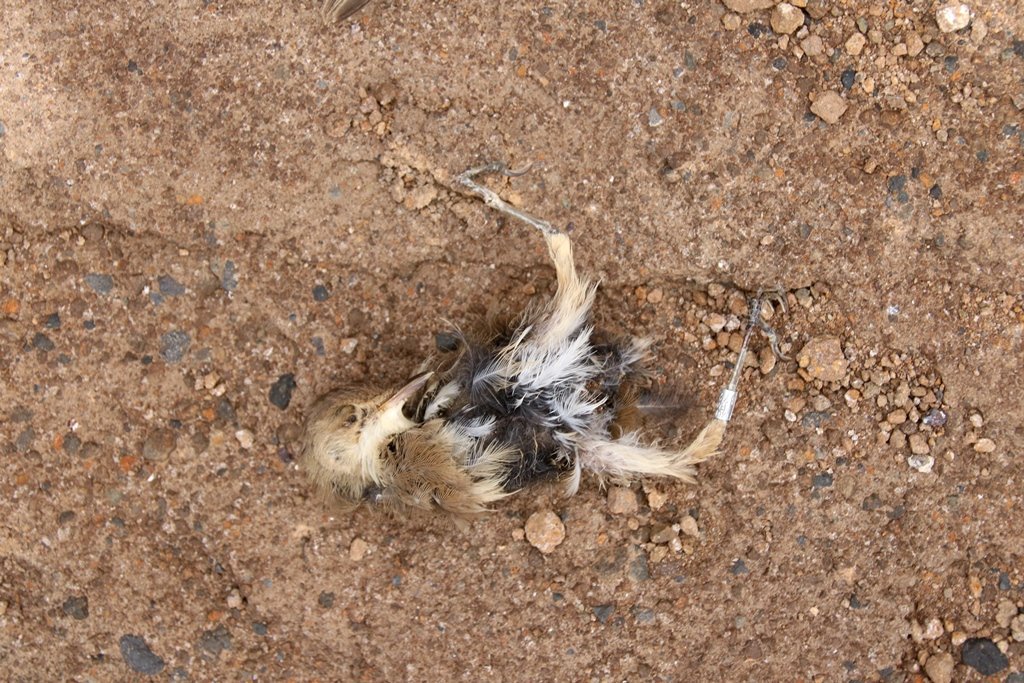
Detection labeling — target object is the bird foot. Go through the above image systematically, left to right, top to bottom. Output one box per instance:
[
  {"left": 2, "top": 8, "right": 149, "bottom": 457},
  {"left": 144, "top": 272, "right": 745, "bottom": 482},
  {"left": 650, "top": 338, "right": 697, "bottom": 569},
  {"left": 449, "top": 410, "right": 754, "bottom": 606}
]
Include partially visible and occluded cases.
[
  {"left": 455, "top": 162, "right": 561, "bottom": 236},
  {"left": 747, "top": 287, "right": 790, "bottom": 361}
]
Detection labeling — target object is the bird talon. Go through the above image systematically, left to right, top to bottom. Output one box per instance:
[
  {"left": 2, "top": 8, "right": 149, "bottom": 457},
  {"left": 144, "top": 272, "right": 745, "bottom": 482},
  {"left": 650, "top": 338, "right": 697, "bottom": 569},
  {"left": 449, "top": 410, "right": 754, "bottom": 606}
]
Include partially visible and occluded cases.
[{"left": 747, "top": 289, "right": 790, "bottom": 361}]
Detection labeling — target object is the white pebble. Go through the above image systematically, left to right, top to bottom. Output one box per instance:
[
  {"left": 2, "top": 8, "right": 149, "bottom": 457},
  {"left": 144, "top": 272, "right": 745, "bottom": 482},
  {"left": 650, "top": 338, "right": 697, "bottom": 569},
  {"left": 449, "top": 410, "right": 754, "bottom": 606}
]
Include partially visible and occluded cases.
[
  {"left": 935, "top": 4, "right": 971, "bottom": 33},
  {"left": 235, "top": 429, "right": 255, "bottom": 450}
]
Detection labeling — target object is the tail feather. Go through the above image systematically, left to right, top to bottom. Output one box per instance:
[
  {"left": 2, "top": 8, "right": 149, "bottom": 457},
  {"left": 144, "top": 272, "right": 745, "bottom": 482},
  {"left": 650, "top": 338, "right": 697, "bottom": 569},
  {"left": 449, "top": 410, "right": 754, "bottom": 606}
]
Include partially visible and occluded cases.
[{"left": 572, "top": 419, "right": 725, "bottom": 490}]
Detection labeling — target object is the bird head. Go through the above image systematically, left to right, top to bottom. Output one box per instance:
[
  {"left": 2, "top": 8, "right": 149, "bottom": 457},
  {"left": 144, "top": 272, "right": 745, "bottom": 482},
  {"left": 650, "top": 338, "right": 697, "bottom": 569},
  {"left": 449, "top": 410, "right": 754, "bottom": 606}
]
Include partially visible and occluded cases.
[{"left": 301, "top": 372, "right": 432, "bottom": 501}]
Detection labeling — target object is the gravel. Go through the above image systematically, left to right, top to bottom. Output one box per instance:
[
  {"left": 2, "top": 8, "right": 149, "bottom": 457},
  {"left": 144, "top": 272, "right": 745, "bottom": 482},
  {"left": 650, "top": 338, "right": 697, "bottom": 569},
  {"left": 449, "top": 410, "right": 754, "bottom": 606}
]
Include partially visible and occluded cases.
[
  {"left": 769, "top": 3, "right": 803, "bottom": 35},
  {"left": 935, "top": 4, "right": 972, "bottom": 33},
  {"left": 809, "top": 92, "right": 849, "bottom": 124},
  {"left": 84, "top": 273, "right": 114, "bottom": 295},
  {"left": 157, "top": 275, "right": 186, "bottom": 296},
  {"left": 159, "top": 330, "right": 191, "bottom": 363},
  {"left": 32, "top": 332, "right": 55, "bottom": 351},
  {"left": 797, "top": 337, "right": 848, "bottom": 382},
  {"left": 269, "top": 373, "right": 297, "bottom": 410},
  {"left": 143, "top": 428, "right": 177, "bottom": 461},
  {"left": 812, "top": 472, "right": 834, "bottom": 489},
  {"left": 607, "top": 486, "right": 638, "bottom": 515},
  {"left": 524, "top": 510, "right": 565, "bottom": 554},
  {"left": 61, "top": 595, "right": 89, "bottom": 620},
  {"left": 199, "top": 625, "right": 233, "bottom": 655},
  {"left": 119, "top": 634, "right": 165, "bottom": 675},
  {"left": 960, "top": 637, "right": 1007, "bottom": 675},
  {"left": 924, "top": 651, "right": 954, "bottom": 683}
]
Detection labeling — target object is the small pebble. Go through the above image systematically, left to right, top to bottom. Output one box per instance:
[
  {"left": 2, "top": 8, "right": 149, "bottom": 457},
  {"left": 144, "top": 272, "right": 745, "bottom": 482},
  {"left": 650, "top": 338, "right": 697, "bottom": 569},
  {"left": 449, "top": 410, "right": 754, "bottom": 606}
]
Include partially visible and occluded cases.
[
  {"left": 770, "top": 3, "right": 804, "bottom": 35},
  {"left": 935, "top": 3, "right": 971, "bottom": 33},
  {"left": 845, "top": 32, "right": 867, "bottom": 56},
  {"left": 906, "top": 32, "right": 925, "bottom": 57},
  {"left": 840, "top": 69, "right": 856, "bottom": 90},
  {"left": 810, "top": 92, "right": 848, "bottom": 124},
  {"left": 647, "top": 108, "right": 663, "bottom": 127},
  {"left": 221, "top": 260, "right": 238, "bottom": 291},
  {"left": 84, "top": 273, "right": 114, "bottom": 295},
  {"left": 157, "top": 275, "right": 186, "bottom": 296},
  {"left": 312, "top": 285, "right": 330, "bottom": 302},
  {"left": 705, "top": 313, "right": 727, "bottom": 333},
  {"left": 159, "top": 330, "right": 191, "bottom": 363},
  {"left": 32, "top": 332, "right": 55, "bottom": 352},
  {"left": 339, "top": 337, "right": 359, "bottom": 355},
  {"left": 797, "top": 337, "right": 849, "bottom": 382},
  {"left": 268, "top": 373, "right": 297, "bottom": 410},
  {"left": 922, "top": 409, "right": 947, "bottom": 427},
  {"left": 968, "top": 412, "right": 984, "bottom": 428},
  {"left": 142, "top": 428, "right": 177, "bottom": 461},
  {"left": 235, "top": 429, "right": 255, "bottom": 450},
  {"left": 909, "top": 433, "right": 930, "bottom": 455},
  {"left": 973, "top": 438, "right": 996, "bottom": 453},
  {"left": 908, "top": 454, "right": 935, "bottom": 473},
  {"left": 607, "top": 486, "right": 638, "bottom": 515},
  {"left": 645, "top": 487, "right": 667, "bottom": 511},
  {"left": 524, "top": 510, "right": 565, "bottom": 554},
  {"left": 680, "top": 515, "right": 699, "bottom": 537},
  {"left": 649, "top": 524, "right": 678, "bottom": 544},
  {"left": 350, "top": 538, "right": 370, "bottom": 561},
  {"left": 62, "top": 595, "right": 89, "bottom": 620},
  {"left": 996, "top": 599, "right": 1018, "bottom": 628},
  {"left": 592, "top": 604, "right": 615, "bottom": 624},
  {"left": 1011, "top": 614, "right": 1024, "bottom": 642},
  {"left": 924, "top": 618, "right": 945, "bottom": 640},
  {"left": 198, "top": 625, "right": 232, "bottom": 655},
  {"left": 119, "top": 634, "right": 165, "bottom": 675},
  {"left": 961, "top": 637, "right": 1008, "bottom": 675},
  {"left": 924, "top": 652, "right": 954, "bottom": 683}
]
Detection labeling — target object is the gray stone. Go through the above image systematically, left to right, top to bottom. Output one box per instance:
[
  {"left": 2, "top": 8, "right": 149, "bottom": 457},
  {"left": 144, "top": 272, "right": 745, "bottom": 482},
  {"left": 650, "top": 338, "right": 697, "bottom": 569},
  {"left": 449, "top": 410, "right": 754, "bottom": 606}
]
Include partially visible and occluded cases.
[
  {"left": 84, "top": 273, "right": 114, "bottom": 295},
  {"left": 157, "top": 275, "right": 186, "bottom": 296},
  {"left": 160, "top": 330, "right": 191, "bottom": 363},
  {"left": 269, "top": 373, "right": 297, "bottom": 410},
  {"left": 62, "top": 595, "right": 89, "bottom": 620},
  {"left": 119, "top": 635, "right": 165, "bottom": 675},
  {"left": 960, "top": 637, "right": 1007, "bottom": 675}
]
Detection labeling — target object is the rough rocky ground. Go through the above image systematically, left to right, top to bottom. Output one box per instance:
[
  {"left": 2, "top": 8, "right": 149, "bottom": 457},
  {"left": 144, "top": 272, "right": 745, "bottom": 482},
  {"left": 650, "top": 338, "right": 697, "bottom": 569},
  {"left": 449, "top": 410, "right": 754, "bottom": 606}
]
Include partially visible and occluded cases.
[{"left": 1, "top": 0, "right": 1023, "bottom": 680}]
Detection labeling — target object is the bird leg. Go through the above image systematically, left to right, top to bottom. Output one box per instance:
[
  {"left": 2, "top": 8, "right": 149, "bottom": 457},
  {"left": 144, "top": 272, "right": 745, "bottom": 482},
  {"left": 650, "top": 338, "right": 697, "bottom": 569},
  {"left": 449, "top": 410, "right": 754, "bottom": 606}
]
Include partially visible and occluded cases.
[{"left": 456, "top": 162, "right": 595, "bottom": 351}]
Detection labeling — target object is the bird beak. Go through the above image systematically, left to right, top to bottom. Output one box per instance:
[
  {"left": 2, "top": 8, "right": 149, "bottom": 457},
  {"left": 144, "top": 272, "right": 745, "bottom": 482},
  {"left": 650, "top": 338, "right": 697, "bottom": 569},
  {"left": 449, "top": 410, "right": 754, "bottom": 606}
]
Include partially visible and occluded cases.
[{"left": 379, "top": 372, "right": 433, "bottom": 419}]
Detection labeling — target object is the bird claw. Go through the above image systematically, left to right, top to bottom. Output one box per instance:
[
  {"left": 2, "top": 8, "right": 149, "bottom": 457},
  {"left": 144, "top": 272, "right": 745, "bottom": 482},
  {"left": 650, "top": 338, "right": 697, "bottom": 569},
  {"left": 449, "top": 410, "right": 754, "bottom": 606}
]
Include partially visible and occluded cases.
[{"left": 747, "top": 288, "right": 790, "bottom": 361}]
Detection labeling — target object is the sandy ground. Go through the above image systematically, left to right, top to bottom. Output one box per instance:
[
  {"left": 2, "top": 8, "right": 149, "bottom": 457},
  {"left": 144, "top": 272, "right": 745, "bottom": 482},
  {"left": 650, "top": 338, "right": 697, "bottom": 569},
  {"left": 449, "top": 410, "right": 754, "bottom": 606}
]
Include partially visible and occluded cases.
[{"left": 2, "top": 0, "right": 1023, "bottom": 680}]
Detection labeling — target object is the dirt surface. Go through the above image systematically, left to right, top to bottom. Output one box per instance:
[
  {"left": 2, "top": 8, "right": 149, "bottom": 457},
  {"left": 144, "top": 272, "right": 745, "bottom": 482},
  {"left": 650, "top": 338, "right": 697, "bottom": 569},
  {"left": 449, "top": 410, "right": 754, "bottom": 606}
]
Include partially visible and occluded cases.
[{"left": 2, "top": 0, "right": 1023, "bottom": 680}]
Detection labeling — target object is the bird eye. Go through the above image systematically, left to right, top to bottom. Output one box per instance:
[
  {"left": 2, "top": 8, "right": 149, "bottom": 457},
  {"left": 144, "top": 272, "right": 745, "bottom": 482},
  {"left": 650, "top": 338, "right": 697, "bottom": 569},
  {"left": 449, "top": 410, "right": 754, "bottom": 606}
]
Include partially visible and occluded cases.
[{"left": 346, "top": 413, "right": 359, "bottom": 425}]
